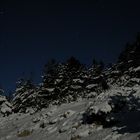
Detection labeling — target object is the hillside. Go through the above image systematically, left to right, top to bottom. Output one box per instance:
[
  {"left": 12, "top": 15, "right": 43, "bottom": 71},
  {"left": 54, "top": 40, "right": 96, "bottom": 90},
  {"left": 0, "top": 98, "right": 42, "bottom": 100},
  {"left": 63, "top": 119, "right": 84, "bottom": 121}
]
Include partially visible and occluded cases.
[{"left": 1, "top": 35, "right": 140, "bottom": 140}]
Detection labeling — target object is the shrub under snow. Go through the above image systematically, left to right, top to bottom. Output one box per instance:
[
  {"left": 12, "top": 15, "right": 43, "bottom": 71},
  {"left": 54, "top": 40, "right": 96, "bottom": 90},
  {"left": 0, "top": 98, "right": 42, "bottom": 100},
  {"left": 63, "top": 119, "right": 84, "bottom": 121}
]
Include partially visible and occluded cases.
[{"left": 82, "top": 90, "right": 139, "bottom": 127}]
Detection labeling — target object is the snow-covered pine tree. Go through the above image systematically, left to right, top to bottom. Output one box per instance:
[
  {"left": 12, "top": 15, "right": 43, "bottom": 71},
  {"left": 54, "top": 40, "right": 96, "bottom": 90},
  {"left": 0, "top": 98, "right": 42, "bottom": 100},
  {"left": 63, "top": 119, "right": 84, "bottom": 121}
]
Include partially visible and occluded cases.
[
  {"left": 118, "top": 32, "right": 140, "bottom": 72},
  {"left": 104, "top": 33, "right": 140, "bottom": 87},
  {"left": 39, "top": 57, "right": 87, "bottom": 105},
  {"left": 63, "top": 57, "right": 86, "bottom": 101},
  {"left": 37, "top": 59, "right": 59, "bottom": 106},
  {"left": 85, "top": 59, "right": 108, "bottom": 95},
  {"left": 13, "top": 79, "right": 37, "bottom": 113},
  {"left": 0, "top": 88, "right": 12, "bottom": 116}
]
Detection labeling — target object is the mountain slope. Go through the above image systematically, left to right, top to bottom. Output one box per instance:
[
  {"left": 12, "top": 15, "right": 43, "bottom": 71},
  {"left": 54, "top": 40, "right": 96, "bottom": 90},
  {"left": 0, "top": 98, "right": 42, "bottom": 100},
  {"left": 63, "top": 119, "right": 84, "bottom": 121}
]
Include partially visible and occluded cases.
[
  {"left": 1, "top": 34, "right": 140, "bottom": 140},
  {"left": 1, "top": 83, "right": 140, "bottom": 140}
]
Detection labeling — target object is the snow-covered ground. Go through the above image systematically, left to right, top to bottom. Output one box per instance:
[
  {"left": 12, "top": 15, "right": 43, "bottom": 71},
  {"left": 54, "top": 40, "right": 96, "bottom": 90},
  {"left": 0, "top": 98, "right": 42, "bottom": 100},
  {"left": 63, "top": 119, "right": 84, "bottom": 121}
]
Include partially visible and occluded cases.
[{"left": 1, "top": 85, "right": 140, "bottom": 140}]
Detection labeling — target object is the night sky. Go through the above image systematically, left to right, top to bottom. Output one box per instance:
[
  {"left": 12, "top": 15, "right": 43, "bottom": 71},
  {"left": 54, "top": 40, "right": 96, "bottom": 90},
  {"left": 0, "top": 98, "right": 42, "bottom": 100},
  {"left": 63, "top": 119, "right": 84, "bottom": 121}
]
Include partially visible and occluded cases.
[{"left": 0, "top": 0, "right": 140, "bottom": 92}]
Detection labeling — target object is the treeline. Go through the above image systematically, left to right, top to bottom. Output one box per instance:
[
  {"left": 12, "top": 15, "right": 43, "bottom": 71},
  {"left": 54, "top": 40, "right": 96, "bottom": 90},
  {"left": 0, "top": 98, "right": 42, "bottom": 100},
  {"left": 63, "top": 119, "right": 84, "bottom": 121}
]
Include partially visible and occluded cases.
[
  {"left": 1, "top": 32, "right": 140, "bottom": 114},
  {"left": 12, "top": 56, "right": 109, "bottom": 113}
]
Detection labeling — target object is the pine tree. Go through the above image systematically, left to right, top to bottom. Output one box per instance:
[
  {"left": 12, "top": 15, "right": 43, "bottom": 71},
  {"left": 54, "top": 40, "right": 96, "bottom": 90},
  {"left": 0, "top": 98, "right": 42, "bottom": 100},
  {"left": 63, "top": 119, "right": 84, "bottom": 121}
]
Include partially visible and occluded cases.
[
  {"left": 118, "top": 33, "right": 140, "bottom": 72},
  {"left": 66, "top": 56, "right": 84, "bottom": 78},
  {"left": 40, "top": 57, "right": 86, "bottom": 104},
  {"left": 43, "top": 59, "right": 58, "bottom": 87},
  {"left": 13, "top": 78, "right": 37, "bottom": 113},
  {"left": 0, "top": 88, "right": 12, "bottom": 116}
]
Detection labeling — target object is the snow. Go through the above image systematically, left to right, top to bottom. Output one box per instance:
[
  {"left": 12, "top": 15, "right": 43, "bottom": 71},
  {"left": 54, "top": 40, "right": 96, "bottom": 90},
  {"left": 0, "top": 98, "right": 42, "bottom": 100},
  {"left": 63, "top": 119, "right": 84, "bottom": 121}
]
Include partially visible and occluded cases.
[
  {"left": 133, "top": 66, "right": 140, "bottom": 72},
  {"left": 1, "top": 67, "right": 140, "bottom": 140},
  {"left": 111, "top": 71, "right": 120, "bottom": 74},
  {"left": 55, "top": 79, "right": 62, "bottom": 84},
  {"left": 73, "top": 79, "right": 84, "bottom": 84},
  {"left": 86, "top": 84, "right": 98, "bottom": 89},
  {"left": 70, "top": 85, "right": 82, "bottom": 90},
  {"left": 0, "top": 88, "right": 139, "bottom": 140},
  {"left": 45, "top": 88, "right": 55, "bottom": 92},
  {"left": 87, "top": 92, "right": 97, "bottom": 98},
  {"left": 0, "top": 95, "right": 6, "bottom": 103},
  {"left": 0, "top": 95, "right": 12, "bottom": 116},
  {"left": 0, "top": 96, "right": 139, "bottom": 140},
  {"left": 88, "top": 101, "right": 112, "bottom": 114},
  {"left": 1, "top": 103, "right": 12, "bottom": 114},
  {"left": 63, "top": 110, "right": 75, "bottom": 118},
  {"left": 49, "top": 118, "right": 59, "bottom": 124},
  {"left": 78, "top": 129, "right": 90, "bottom": 137}
]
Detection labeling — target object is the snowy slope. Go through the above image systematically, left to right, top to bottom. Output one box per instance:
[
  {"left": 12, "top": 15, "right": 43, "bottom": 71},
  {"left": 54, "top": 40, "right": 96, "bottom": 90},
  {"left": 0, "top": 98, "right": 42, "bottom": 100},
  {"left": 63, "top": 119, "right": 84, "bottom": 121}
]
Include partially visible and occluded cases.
[
  {"left": 2, "top": 39, "right": 140, "bottom": 140},
  {"left": 0, "top": 85, "right": 140, "bottom": 140}
]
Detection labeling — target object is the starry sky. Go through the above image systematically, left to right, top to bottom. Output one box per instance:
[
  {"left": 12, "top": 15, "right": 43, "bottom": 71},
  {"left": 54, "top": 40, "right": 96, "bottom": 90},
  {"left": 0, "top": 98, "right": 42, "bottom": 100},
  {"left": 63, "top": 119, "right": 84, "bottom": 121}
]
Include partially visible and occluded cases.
[{"left": 0, "top": 0, "right": 140, "bottom": 92}]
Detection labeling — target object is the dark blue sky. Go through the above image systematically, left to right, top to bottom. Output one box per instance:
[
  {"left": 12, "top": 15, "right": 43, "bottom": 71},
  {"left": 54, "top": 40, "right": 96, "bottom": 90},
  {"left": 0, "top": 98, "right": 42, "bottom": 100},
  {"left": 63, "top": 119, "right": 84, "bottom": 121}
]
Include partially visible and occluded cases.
[{"left": 0, "top": 0, "right": 140, "bottom": 92}]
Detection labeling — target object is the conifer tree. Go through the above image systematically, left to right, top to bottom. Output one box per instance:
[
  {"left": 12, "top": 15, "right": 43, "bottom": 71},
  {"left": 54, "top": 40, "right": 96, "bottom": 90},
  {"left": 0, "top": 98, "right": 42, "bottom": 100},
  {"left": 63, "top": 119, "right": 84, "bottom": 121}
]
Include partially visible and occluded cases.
[
  {"left": 43, "top": 59, "right": 58, "bottom": 87},
  {"left": 13, "top": 78, "right": 36, "bottom": 113}
]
